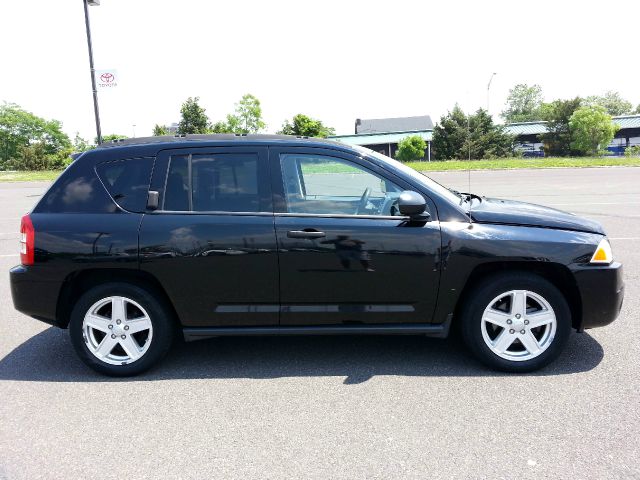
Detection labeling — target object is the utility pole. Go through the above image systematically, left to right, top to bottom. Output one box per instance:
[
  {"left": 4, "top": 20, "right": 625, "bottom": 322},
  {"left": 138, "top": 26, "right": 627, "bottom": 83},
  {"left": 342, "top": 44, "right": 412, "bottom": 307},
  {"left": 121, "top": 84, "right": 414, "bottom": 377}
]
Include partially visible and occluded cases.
[
  {"left": 83, "top": 0, "right": 102, "bottom": 144},
  {"left": 487, "top": 72, "right": 497, "bottom": 113}
]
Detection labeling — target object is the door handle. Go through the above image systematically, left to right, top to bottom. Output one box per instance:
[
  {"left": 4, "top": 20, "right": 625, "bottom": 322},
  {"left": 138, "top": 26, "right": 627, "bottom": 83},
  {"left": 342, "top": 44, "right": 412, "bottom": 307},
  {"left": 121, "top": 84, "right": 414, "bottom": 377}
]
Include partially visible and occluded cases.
[{"left": 287, "top": 230, "right": 326, "bottom": 239}]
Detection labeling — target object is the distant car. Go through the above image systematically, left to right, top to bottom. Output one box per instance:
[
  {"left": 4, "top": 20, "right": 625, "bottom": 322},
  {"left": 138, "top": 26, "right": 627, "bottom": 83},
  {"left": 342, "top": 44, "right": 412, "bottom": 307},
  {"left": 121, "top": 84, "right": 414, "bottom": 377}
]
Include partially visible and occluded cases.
[
  {"left": 10, "top": 135, "right": 624, "bottom": 376},
  {"left": 517, "top": 143, "right": 545, "bottom": 158},
  {"left": 605, "top": 145, "right": 625, "bottom": 156}
]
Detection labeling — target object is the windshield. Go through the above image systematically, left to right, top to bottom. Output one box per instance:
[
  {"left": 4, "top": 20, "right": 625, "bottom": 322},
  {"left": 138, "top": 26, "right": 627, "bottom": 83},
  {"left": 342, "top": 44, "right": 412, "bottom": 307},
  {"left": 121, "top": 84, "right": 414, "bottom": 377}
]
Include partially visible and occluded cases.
[{"left": 352, "top": 145, "right": 462, "bottom": 205}]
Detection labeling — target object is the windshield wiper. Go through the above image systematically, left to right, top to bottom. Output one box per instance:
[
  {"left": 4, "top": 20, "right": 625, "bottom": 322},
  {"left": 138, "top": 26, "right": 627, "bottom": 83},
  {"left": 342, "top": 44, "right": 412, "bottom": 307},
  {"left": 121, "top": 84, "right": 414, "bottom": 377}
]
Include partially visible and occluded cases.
[
  {"left": 449, "top": 189, "right": 482, "bottom": 205},
  {"left": 460, "top": 192, "right": 482, "bottom": 202}
]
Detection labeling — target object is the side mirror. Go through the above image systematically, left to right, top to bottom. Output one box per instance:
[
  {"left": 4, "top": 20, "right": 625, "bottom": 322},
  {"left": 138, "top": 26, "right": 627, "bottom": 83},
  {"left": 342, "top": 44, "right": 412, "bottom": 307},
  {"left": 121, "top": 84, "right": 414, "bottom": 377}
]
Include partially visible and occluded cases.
[{"left": 397, "top": 191, "right": 430, "bottom": 221}]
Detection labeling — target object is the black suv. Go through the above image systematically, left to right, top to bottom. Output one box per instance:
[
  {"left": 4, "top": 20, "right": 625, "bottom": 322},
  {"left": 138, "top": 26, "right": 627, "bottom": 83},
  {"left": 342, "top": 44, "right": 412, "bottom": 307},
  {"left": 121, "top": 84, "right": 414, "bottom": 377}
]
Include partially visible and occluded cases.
[{"left": 10, "top": 135, "right": 624, "bottom": 376}]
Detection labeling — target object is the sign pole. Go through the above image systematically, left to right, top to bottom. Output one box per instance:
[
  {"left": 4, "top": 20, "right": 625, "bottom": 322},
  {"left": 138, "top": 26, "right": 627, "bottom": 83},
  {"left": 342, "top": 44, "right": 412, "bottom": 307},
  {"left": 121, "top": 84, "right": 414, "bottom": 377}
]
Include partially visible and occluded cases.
[{"left": 83, "top": 0, "right": 102, "bottom": 145}]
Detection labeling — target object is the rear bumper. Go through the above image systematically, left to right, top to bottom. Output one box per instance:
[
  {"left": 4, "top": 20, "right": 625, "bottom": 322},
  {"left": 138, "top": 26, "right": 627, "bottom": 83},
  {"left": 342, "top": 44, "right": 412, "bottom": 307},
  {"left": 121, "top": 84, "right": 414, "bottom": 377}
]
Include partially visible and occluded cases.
[
  {"left": 573, "top": 262, "right": 624, "bottom": 330},
  {"left": 9, "top": 265, "right": 61, "bottom": 326}
]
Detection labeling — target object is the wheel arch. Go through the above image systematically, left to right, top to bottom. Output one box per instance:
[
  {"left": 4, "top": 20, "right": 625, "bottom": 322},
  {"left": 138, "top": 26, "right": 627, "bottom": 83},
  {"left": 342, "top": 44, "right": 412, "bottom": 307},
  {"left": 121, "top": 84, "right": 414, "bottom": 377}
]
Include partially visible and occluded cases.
[
  {"left": 454, "top": 261, "right": 582, "bottom": 330},
  {"left": 55, "top": 268, "right": 181, "bottom": 329}
]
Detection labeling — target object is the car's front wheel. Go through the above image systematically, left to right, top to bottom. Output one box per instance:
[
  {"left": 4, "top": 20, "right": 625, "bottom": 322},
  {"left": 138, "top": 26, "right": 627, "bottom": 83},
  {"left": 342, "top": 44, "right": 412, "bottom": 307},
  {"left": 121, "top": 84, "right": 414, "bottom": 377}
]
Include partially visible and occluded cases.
[
  {"left": 460, "top": 273, "right": 572, "bottom": 372},
  {"left": 69, "top": 283, "right": 174, "bottom": 376}
]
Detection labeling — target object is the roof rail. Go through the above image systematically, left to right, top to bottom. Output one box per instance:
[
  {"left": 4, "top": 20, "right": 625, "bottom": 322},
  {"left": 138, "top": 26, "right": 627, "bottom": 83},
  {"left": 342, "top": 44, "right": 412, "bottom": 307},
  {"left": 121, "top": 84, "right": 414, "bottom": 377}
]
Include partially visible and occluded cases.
[{"left": 95, "top": 133, "right": 335, "bottom": 149}]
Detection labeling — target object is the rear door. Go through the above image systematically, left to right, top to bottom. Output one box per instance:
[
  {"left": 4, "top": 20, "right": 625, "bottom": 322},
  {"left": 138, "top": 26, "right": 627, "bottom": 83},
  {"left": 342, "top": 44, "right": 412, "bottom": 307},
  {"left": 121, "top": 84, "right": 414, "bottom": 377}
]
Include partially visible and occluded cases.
[
  {"left": 139, "top": 146, "right": 279, "bottom": 327},
  {"left": 270, "top": 146, "right": 441, "bottom": 326}
]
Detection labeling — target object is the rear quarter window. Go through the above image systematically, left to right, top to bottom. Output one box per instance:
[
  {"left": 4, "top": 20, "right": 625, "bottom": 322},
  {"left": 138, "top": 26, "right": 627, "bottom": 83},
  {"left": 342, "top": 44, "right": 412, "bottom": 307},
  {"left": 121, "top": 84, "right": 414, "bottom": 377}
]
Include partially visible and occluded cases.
[
  {"left": 35, "top": 157, "right": 154, "bottom": 214},
  {"left": 96, "top": 158, "right": 154, "bottom": 212},
  {"left": 35, "top": 161, "right": 117, "bottom": 214}
]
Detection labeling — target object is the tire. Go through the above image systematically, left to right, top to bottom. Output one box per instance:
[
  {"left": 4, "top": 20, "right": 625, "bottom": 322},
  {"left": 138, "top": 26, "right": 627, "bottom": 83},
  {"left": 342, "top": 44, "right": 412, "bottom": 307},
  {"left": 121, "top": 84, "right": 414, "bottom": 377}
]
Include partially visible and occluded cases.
[
  {"left": 459, "top": 272, "right": 571, "bottom": 373},
  {"left": 69, "top": 282, "right": 174, "bottom": 376}
]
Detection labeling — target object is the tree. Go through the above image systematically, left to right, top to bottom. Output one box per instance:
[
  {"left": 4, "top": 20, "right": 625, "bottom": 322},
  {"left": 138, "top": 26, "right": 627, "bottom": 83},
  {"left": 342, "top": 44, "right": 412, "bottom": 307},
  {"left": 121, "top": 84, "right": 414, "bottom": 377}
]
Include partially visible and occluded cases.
[
  {"left": 501, "top": 84, "right": 544, "bottom": 123},
  {"left": 584, "top": 91, "right": 633, "bottom": 116},
  {"left": 225, "top": 94, "right": 266, "bottom": 134},
  {"left": 177, "top": 97, "right": 210, "bottom": 134},
  {"left": 539, "top": 97, "right": 582, "bottom": 156},
  {"left": 0, "top": 103, "right": 70, "bottom": 165},
  {"left": 634, "top": 104, "right": 640, "bottom": 115},
  {"left": 432, "top": 105, "right": 514, "bottom": 160},
  {"left": 432, "top": 105, "right": 469, "bottom": 160},
  {"left": 569, "top": 106, "right": 618, "bottom": 156},
  {"left": 467, "top": 109, "right": 514, "bottom": 158},
  {"left": 278, "top": 114, "right": 335, "bottom": 137},
  {"left": 210, "top": 121, "right": 233, "bottom": 133},
  {"left": 152, "top": 124, "right": 169, "bottom": 136},
  {"left": 72, "top": 133, "right": 93, "bottom": 152},
  {"left": 98, "top": 133, "right": 127, "bottom": 144},
  {"left": 395, "top": 136, "right": 426, "bottom": 161},
  {"left": 3, "top": 140, "right": 73, "bottom": 171},
  {"left": 7, "top": 142, "right": 50, "bottom": 170}
]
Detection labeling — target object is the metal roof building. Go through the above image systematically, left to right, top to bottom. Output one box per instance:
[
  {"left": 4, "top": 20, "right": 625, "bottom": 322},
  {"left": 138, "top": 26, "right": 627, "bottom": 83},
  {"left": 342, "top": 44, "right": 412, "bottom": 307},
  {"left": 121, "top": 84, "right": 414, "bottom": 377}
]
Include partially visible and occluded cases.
[
  {"left": 330, "top": 114, "right": 640, "bottom": 160},
  {"left": 609, "top": 114, "right": 640, "bottom": 131},
  {"left": 330, "top": 115, "right": 434, "bottom": 160},
  {"left": 355, "top": 115, "right": 434, "bottom": 134},
  {"left": 504, "top": 115, "right": 640, "bottom": 155},
  {"left": 504, "top": 115, "right": 640, "bottom": 137},
  {"left": 503, "top": 122, "right": 548, "bottom": 136}
]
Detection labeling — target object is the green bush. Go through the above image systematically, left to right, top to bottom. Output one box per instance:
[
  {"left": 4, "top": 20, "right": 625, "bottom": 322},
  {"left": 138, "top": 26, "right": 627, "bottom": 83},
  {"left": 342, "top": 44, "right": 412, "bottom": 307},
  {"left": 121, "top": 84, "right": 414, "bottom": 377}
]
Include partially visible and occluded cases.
[
  {"left": 569, "top": 105, "right": 618, "bottom": 156},
  {"left": 396, "top": 135, "right": 427, "bottom": 161},
  {"left": 3, "top": 142, "right": 71, "bottom": 171},
  {"left": 624, "top": 145, "right": 640, "bottom": 157}
]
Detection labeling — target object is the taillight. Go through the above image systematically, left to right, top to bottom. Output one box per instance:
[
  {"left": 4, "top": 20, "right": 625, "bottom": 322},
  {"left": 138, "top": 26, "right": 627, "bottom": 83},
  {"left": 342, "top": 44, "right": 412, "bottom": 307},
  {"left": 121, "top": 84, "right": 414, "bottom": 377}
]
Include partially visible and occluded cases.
[{"left": 20, "top": 214, "right": 34, "bottom": 265}]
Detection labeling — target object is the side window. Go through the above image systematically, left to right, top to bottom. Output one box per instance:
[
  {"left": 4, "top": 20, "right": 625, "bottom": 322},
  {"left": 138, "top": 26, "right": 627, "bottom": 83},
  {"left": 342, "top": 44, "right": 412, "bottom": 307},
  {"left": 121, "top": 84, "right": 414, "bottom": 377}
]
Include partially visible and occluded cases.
[
  {"left": 163, "top": 153, "right": 266, "bottom": 212},
  {"left": 192, "top": 154, "right": 259, "bottom": 212},
  {"left": 280, "top": 154, "right": 403, "bottom": 216},
  {"left": 164, "top": 155, "right": 189, "bottom": 211},
  {"left": 96, "top": 158, "right": 154, "bottom": 212},
  {"left": 35, "top": 162, "right": 117, "bottom": 214}
]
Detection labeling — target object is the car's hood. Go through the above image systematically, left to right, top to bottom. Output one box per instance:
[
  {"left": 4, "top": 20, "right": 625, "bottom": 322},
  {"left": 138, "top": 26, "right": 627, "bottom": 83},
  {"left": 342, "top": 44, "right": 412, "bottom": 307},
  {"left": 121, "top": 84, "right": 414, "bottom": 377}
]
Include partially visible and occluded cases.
[{"left": 469, "top": 197, "right": 604, "bottom": 235}]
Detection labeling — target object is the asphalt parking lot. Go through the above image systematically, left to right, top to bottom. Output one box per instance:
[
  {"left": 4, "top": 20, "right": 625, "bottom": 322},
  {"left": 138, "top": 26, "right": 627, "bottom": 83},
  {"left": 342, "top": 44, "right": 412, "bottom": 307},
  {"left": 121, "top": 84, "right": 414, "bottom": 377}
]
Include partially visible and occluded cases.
[{"left": 1, "top": 167, "right": 639, "bottom": 479}]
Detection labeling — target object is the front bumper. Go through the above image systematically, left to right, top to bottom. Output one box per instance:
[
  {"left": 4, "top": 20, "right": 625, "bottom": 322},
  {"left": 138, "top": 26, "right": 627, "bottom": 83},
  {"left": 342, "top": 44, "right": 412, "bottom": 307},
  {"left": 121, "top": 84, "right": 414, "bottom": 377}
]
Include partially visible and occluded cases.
[{"left": 573, "top": 261, "right": 624, "bottom": 330}]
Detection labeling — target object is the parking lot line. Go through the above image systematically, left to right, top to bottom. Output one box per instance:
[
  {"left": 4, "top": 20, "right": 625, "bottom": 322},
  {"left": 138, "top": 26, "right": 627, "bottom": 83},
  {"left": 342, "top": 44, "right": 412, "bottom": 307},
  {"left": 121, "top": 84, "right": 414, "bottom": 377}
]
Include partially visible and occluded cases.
[{"left": 549, "top": 202, "right": 640, "bottom": 206}]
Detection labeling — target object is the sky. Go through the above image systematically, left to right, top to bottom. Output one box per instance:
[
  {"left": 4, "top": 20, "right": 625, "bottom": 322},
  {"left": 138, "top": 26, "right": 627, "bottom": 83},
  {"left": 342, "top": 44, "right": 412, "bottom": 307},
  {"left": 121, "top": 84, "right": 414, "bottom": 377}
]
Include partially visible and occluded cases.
[{"left": 1, "top": 0, "right": 639, "bottom": 141}]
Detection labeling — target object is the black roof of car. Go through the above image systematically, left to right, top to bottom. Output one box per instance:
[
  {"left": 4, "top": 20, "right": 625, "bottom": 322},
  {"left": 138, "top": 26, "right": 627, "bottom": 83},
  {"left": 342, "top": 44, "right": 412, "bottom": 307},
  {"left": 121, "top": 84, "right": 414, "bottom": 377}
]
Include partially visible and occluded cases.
[
  {"left": 76, "top": 134, "right": 352, "bottom": 163},
  {"left": 96, "top": 134, "right": 343, "bottom": 149}
]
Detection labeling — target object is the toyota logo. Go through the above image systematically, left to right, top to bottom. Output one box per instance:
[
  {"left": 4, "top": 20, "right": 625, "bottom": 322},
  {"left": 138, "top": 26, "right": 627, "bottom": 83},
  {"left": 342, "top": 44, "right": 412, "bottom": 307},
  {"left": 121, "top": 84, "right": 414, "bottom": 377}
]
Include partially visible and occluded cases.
[{"left": 100, "top": 72, "right": 115, "bottom": 83}]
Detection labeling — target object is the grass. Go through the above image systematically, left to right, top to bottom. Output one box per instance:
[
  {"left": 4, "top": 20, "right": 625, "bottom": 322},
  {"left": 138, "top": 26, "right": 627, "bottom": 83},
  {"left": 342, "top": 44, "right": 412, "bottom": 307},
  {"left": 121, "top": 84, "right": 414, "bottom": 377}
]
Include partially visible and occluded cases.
[
  {"left": 1, "top": 156, "right": 639, "bottom": 182},
  {"left": 300, "top": 156, "right": 640, "bottom": 174},
  {"left": 406, "top": 156, "right": 640, "bottom": 171},
  {"left": 0, "top": 170, "right": 63, "bottom": 182}
]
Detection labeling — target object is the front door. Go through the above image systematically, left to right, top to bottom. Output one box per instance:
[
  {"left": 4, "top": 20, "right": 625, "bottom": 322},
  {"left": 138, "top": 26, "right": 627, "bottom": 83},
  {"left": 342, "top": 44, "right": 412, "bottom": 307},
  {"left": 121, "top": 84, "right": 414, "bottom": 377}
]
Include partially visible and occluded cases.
[
  {"left": 139, "top": 146, "right": 279, "bottom": 327},
  {"left": 270, "top": 147, "right": 441, "bottom": 325}
]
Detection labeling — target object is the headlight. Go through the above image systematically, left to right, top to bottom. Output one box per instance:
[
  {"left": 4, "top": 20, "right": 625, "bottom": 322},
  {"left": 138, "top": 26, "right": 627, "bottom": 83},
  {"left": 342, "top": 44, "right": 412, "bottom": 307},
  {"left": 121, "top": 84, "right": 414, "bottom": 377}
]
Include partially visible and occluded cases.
[{"left": 590, "top": 238, "right": 613, "bottom": 264}]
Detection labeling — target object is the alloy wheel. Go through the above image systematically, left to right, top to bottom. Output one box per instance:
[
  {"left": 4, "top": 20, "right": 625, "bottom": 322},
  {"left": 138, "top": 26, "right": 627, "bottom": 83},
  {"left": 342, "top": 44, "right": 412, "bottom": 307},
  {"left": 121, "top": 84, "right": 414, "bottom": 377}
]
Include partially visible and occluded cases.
[
  {"left": 480, "top": 289, "right": 557, "bottom": 362},
  {"left": 82, "top": 296, "right": 153, "bottom": 365}
]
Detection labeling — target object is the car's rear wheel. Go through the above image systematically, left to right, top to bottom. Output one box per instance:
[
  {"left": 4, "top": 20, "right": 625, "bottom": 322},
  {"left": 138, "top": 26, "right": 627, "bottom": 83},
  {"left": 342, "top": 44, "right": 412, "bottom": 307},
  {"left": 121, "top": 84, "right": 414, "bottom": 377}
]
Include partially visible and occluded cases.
[
  {"left": 460, "top": 272, "right": 571, "bottom": 372},
  {"left": 69, "top": 283, "right": 174, "bottom": 376}
]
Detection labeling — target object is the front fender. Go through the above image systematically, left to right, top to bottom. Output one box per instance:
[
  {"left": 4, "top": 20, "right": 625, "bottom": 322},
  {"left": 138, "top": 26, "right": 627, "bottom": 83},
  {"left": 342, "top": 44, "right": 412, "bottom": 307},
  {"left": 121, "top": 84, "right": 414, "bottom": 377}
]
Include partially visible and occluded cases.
[{"left": 432, "top": 221, "right": 603, "bottom": 325}]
